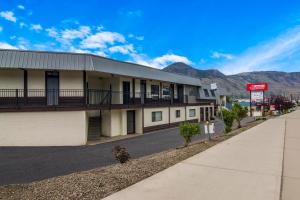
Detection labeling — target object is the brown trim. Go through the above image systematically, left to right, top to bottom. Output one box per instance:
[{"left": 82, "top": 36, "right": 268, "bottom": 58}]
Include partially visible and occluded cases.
[
  {"left": 23, "top": 70, "right": 28, "bottom": 98},
  {"left": 83, "top": 71, "right": 87, "bottom": 104},
  {"left": 132, "top": 78, "right": 135, "bottom": 99},
  {"left": 160, "top": 82, "right": 162, "bottom": 99},
  {"left": 0, "top": 101, "right": 217, "bottom": 113},
  {"left": 142, "top": 106, "right": 144, "bottom": 133},
  {"left": 143, "top": 119, "right": 198, "bottom": 133}
]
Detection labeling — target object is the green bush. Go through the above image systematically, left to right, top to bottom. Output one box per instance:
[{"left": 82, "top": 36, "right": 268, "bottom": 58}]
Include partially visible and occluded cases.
[
  {"left": 231, "top": 103, "right": 248, "bottom": 128},
  {"left": 222, "top": 109, "right": 235, "bottom": 133},
  {"left": 179, "top": 122, "right": 201, "bottom": 147}
]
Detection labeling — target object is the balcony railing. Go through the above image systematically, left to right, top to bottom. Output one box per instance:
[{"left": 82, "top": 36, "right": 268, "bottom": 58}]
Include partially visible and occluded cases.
[{"left": 0, "top": 89, "right": 185, "bottom": 110}]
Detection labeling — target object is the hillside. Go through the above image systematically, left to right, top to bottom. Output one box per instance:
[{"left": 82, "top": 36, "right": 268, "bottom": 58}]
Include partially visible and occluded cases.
[{"left": 163, "top": 62, "right": 300, "bottom": 97}]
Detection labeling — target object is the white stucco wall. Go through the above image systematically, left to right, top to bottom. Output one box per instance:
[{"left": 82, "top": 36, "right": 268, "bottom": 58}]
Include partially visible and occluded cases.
[
  {"left": 0, "top": 69, "right": 24, "bottom": 97},
  {"left": 0, "top": 69, "right": 24, "bottom": 89},
  {"left": 28, "top": 70, "right": 45, "bottom": 96},
  {"left": 60, "top": 71, "right": 83, "bottom": 96},
  {"left": 186, "top": 106, "right": 200, "bottom": 122},
  {"left": 144, "top": 107, "right": 169, "bottom": 127},
  {"left": 170, "top": 107, "right": 186, "bottom": 123},
  {"left": 102, "top": 109, "right": 143, "bottom": 137},
  {"left": 135, "top": 109, "right": 143, "bottom": 134},
  {"left": 101, "top": 110, "right": 111, "bottom": 137},
  {"left": 110, "top": 110, "right": 123, "bottom": 137},
  {"left": 0, "top": 111, "right": 87, "bottom": 146}
]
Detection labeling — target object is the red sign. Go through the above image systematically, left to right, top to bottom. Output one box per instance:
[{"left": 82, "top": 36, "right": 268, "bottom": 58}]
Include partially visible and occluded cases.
[
  {"left": 246, "top": 83, "right": 268, "bottom": 91},
  {"left": 270, "top": 105, "right": 276, "bottom": 111}
]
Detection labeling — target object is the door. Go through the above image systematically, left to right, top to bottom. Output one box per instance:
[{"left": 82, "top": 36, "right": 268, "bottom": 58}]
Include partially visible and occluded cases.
[
  {"left": 46, "top": 71, "right": 59, "bottom": 106},
  {"left": 140, "top": 80, "right": 147, "bottom": 104},
  {"left": 123, "top": 81, "right": 130, "bottom": 104},
  {"left": 177, "top": 84, "right": 184, "bottom": 103},
  {"left": 200, "top": 107, "right": 204, "bottom": 121},
  {"left": 205, "top": 107, "right": 209, "bottom": 121},
  {"left": 127, "top": 110, "right": 135, "bottom": 134}
]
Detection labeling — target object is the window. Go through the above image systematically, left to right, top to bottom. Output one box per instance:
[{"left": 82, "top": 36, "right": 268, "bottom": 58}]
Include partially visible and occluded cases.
[
  {"left": 151, "top": 85, "right": 159, "bottom": 95},
  {"left": 188, "top": 86, "right": 198, "bottom": 96},
  {"left": 162, "top": 87, "right": 170, "bottom": 95},
  {"left": 204, "top": 89, "right": 210, "bottom": 97},
  {"left": 210, "top": 90, "right": 216, "bottom": 97},
  {"left": 189, "top": 109, "right": 196, "bottom": 117},
  {"left": 176, "top": 110, "right": 180, "bottom": 118},
  {"left": 152, "top": 111, "right": 162, "bottom": 122}
]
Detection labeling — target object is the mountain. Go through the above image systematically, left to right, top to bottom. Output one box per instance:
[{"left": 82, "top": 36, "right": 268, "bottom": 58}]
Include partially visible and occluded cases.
[{"left": 163, "top": 62, "right": 300, "bottom": 97}]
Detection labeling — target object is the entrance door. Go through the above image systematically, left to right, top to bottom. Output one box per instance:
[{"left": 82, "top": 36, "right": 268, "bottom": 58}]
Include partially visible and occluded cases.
[
  {"left": 46, "top": 71, "right": 59, "bottom": 106},
  {"left": 140, "top": 80, "right": 147, "bottom": 104},
  {"left": 123, "top": 81, "right": 130, "bottom": 104},
  {"left": 177, "top": 84, "right": 184, "bottom": 103},
  {"left": 200, "top": 107, "right": 204, "bottom": 121},
  {"left": 205, "top": 107, "right": 209, "bottom": 121},
  {"left": 127, "top": 110, "right": 135, "bottom": 134}
]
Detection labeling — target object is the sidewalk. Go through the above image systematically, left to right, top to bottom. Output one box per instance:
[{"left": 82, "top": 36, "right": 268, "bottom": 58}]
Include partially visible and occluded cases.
[
  {"left": 281, "top": 111, "right": 300, "bottom": 200},
  {"left": 104, "top": 116, "right": 287, "bottom": 200}
]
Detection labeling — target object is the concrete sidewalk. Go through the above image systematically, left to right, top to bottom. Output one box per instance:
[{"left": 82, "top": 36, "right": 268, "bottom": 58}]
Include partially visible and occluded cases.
[
  {"left": 281, "top": 111, "right": 300, "bottom": 200},
  {"left": 104, "top": 117, "right": 287, "bottom": 200}
]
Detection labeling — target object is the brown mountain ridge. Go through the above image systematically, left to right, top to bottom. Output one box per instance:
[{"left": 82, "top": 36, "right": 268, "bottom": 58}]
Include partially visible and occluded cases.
[{"left": 163, "top": 62, "right": 300, "bottom": 97}]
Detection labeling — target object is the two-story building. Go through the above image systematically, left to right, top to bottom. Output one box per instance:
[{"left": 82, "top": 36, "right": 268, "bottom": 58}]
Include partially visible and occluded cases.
[{"left": 0, "top": 49, "right": 217, "bottom": 146}]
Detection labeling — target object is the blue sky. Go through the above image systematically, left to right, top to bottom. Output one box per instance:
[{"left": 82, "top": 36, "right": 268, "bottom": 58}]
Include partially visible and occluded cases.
[{"left": 1, "top": 0, "right": 300, "bottom": 74}]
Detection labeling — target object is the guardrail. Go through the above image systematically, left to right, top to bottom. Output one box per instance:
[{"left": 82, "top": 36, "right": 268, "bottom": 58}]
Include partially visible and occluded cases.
[{"left": 0, "top": 89, "right": 185, "bottom": 110}]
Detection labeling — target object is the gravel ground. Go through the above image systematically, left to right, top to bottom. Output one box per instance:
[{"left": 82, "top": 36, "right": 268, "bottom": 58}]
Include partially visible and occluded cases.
[{"left": 0, "top": 119, "right": 264, "bottom": 200}]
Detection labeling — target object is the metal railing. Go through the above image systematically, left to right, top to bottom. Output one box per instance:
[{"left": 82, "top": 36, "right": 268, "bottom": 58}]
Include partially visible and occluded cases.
[{"left": 0, "top": 89, "right": 185, "bottom": 109}]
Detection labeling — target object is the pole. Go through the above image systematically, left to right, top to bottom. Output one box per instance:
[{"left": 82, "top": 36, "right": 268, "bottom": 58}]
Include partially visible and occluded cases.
[
  {"left": 250, "top": 91, "right": 252, "bottom": 117},
  {"left": 262, "top": 91, "right": 265, "bottom": 117}
]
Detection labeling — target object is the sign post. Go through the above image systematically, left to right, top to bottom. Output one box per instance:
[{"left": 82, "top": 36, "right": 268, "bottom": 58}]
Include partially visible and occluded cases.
[{"left": 246, "top": 83, "right": 268, "bottom": 117}]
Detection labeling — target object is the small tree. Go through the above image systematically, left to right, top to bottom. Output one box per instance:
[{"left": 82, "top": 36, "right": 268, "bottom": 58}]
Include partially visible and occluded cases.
[
  {"left": 231, "top": 103, "right": 248, "bottom": 128},
  {"left": 222, "top": 109, "right": 235, "bottom": 133},
  {"left": 179, "top": 122, "right": 201, "bottom": 147}
]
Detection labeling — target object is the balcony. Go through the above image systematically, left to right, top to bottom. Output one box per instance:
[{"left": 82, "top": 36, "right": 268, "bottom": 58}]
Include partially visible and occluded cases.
[{"left": 0, "top": 89, "right": 185, "bottom": 111}]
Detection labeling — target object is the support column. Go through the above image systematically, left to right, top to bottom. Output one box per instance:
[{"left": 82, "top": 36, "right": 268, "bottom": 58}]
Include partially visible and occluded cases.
[
  {"left": 23, "top": 70, "right": 28, "bottom": 100},
  {"left": 83, "top": 71, "right": 87, "bottom": 105},
  {"left": 132, "top": 78, "right": 135, "bottom": 102}
]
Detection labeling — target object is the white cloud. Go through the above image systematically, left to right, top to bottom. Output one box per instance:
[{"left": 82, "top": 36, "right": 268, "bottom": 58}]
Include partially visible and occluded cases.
[
  {"left": 17, "top": 5, "right": 25, "bottom": 10},
  {"left": 126, "top": 10, "right": 143, "bottom": 17},
  {"left": 0, "top": 11, "right": 17, "bottom": 23},
  {"left": 19, "top": 22, "right": 26, "bottom": 28},
  {"left": 30, "top": 24, "right": 43, "bottom": 32},
  {"left": 220, "top": 25, "right": 300, "bottom": 75},
  {"left": 61, "top": 26, "right": 90, "bottom": 40},
  {"left": 46, "top": 27, "right": 58, "bottom": 38},
  {"left": 80, "top": 31, "right": 125, "bottom": 49},
  {"left": 129, "top": 33, "right": 144, "bottom": 41},
  {"left": 10, "top": 35, "right": 16, "bottom": 40},
  {"left": 135, "top": 36, "right": 144, "bottom": 41},
  {"left": 0, "top": 42, "right": 18, "bottom": 49},
  {"left": 109, "top": 44, "right": 135, "bottom": 54},
  {"left": 69, "top": 46, "right": 91, "bottom": 54},
  {"left": 94, "top": 51, "right": 107, "bottom": 57},
  {"left": 211, "top": 51, "right": 234, "bottom": 60},
  {"left": 131, "top": 53, "right": 193, "bottom": 69},
  {"left": 151, "top": 54, "right": 192, "bottom": 69}
]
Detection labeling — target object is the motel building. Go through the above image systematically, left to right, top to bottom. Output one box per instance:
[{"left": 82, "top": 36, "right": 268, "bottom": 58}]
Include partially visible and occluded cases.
[{"left": 0, "top": 49, "right": 217, "bottom": 146}]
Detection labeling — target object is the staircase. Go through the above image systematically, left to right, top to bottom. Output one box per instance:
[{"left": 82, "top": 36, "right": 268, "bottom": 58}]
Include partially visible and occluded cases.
[{"left": 88, "top": 117, "right": 101, "bottom": 140}]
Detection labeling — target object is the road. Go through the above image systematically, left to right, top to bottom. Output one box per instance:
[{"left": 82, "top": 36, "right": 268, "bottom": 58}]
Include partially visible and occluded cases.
[{"left": 0, "top": 117, "right": 253, "bottom": 186}]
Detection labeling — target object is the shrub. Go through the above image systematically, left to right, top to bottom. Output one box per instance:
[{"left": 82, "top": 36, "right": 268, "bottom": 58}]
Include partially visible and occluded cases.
[
  {"left": 231, "top": 103, "right": 248, "bottom": 128},
  {"left": 222, "top": 109, "right": 235, "bottom": 133},
  {"left": 179, "top": 122, "right": 201, "bottom": 147},
  {"left": 112, "top": 145, "right": 130, "bottom": 164}
]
